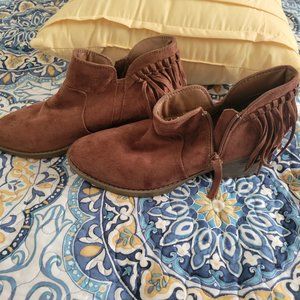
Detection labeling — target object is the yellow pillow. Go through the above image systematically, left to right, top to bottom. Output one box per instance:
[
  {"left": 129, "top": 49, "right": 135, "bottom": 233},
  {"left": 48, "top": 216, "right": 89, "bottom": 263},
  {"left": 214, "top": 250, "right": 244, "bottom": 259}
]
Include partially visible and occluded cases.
[{"left": 31, "top": 0, "right": 300, "bottom": 85}]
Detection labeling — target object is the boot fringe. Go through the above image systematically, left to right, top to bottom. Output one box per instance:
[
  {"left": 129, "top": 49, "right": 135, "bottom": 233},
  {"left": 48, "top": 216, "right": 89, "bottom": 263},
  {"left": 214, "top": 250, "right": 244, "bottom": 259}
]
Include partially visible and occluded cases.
[
  {"left": 132, "top": 52, "right": 187, "bottom": 116},
  {"left": 245, "top": 89, "right": 298, "bottom": 172}
]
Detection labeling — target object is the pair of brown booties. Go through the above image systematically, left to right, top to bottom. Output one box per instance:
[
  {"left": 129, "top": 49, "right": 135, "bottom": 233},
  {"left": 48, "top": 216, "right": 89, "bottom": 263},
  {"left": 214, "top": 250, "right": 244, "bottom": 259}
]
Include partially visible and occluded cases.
[{"left": 0, "top": 36, "right": 298, "bottom": 199}]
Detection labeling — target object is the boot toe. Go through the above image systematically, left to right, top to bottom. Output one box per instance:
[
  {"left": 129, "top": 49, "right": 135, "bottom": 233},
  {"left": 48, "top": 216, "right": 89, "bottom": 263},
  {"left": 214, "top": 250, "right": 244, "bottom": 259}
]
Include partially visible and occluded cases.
[
  {"left": 0, "top": 102, "right": 80, "bottom": 156},
  {"left": 0, "top": 104, "right": 43, "bottom": 154},
  {"left": 0, "top": 111, "right": 26, "bottom": 152},
  {"left": 67, "top": 120, "right": 183, "bottom": 194},
  {"left": 67, "top": 123, "right": 150, "bottom": 191},
  {"left": 67, "top": 131, "right": 122, "bottom": 187}
]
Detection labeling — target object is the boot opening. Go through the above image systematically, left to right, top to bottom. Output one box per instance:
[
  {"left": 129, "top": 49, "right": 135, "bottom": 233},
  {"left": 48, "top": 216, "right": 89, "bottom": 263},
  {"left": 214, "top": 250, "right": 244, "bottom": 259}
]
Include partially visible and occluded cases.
[
  {"left": 116, "top": 36, "right": 175, "bottom": 78},
  {"left": 127, "top": 36, "right": 174, "bottom": 66},
  {"left": 75, "top": 50, "right": 112, "bottom": 66},
  {"left": 220, "top": 65, "right": 298, "bottom": 112},
  {"left": 158, "top": 86, "right": 214, "bottom": 120}
]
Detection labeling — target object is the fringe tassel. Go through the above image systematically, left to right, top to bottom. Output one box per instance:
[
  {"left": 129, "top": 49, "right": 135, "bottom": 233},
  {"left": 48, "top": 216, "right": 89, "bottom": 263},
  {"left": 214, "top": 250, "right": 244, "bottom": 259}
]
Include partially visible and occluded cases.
[
  {"left": 133, "top": 52, "right": 186, "bottom": 116},
  {"left": 245, "top": 90, "right": 297, "bottom": 173},
  {"left": 277, "top": 92, "right": 297, "bottom": 156},
  {"left": 272, "top": 100, "right": 284, "bottom": 148}
]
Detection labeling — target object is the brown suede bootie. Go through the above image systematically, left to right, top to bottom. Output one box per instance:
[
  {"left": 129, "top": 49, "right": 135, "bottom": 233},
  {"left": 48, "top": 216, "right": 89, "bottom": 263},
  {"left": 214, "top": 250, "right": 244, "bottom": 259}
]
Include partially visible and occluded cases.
[
  {"left": 0, "top": 36, "right": 186, "bottom": 158},
  {"left": 68, "top": 65, "right": 298, "bottom": 198}
]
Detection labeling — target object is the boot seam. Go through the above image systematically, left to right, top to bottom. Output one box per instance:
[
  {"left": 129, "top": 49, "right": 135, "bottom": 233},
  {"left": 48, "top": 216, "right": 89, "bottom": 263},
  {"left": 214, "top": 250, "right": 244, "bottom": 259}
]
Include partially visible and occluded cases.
[
  {"left": 111, "top": 81, "right": 119, "bottom": 125},
  {"left": 119, "top": 81, "right": 126, "bottom": 122},
  {"left": 64, "top": 84, "right": 92, "bottom": 134},
  {"left": 179, "top": 134, "right": 188, "bottom": 178}
]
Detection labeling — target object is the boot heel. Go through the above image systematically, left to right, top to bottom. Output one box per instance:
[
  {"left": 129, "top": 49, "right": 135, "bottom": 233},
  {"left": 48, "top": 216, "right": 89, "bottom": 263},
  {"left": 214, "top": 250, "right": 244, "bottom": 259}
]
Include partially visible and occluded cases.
[{"left": 223, "top": 159, "right": 259, "bottom": 178}]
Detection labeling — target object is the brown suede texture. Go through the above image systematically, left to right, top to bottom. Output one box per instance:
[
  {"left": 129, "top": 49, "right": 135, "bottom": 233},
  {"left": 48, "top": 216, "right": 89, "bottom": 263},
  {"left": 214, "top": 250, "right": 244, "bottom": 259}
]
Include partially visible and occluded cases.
[
  {"left": 0, "top": 35, "right": 186, "bottom": 154},
  {"left": 69, "top": 65, "right": 299, "bottom": 193},
  {"left": 218, "top": 65, "right": 299, "bottom": 163},
  {"left": 68, "top": 86, "right": 213, "bottom": 190}
]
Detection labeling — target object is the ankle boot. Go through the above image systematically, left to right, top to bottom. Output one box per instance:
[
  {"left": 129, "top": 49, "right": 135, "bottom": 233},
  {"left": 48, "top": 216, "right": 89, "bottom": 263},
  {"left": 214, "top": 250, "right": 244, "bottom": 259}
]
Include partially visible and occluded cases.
[
  {"left": 0, "top": 36, "right": 186, "bottom": 158},
  {"left": 67, "top": 65, "right": 298, "bottom": 198}
]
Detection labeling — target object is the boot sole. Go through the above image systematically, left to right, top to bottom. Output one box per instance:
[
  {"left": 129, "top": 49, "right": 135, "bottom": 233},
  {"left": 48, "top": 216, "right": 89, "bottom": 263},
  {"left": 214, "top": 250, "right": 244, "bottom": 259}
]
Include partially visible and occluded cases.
[
  {"left": 0, "top": 145, "right": 69, "bottom": 159},
  {"left": 68, "top": 154, "right": 259, "bottom": 197}
]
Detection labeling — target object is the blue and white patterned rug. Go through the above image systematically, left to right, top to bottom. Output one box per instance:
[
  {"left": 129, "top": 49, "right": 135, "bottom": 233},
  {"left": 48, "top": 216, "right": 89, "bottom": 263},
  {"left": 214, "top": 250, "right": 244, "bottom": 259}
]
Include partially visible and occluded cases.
[{"left": 0, "top": 0, "right": 299, "bottom": 299}]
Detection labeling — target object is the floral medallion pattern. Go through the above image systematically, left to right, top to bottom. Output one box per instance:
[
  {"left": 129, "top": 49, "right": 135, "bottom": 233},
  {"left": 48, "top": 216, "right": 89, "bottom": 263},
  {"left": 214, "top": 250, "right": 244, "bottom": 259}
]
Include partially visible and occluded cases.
[
  {"left": 0, "top": 0, "right": 300, "bottom": 299},
  {"left": 138, "top": 171, "right": 299, "bottom": 291},
  {"left": 63, "top": 177, "right": 300, "bottom": 299}
]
